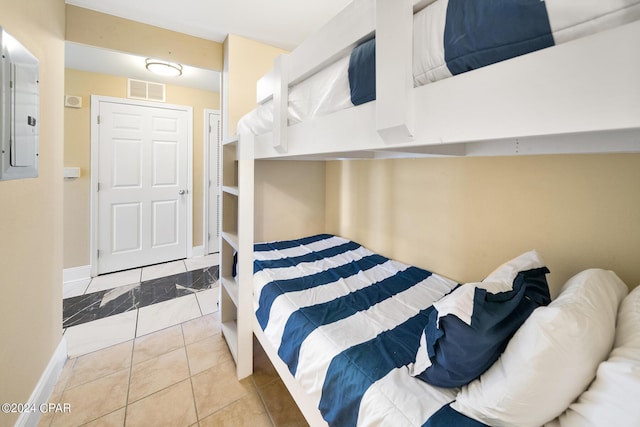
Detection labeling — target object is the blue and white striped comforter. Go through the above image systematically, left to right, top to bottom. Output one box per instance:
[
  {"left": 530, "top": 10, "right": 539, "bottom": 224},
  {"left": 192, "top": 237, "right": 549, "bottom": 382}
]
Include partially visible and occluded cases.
[{"left": 253, "top": 234, "right": 460, "bottom": 426}]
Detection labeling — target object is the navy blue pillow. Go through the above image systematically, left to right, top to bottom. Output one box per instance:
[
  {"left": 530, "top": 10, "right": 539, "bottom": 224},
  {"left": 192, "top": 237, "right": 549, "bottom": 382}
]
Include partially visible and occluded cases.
[
  {"left": 443, "top": 0, "right": 554, "bottom": 76},
  {"left": 348, "top": 38, "right": 376, "bottom": 105},
  {"left": 415, "top": 267, "right": 551, "bottom": 388}
]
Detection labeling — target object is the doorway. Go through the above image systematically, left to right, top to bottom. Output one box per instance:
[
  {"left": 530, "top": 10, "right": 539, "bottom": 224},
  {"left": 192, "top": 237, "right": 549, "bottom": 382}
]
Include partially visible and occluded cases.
[{"left": 91, "top": 96, "right": 193, "bottom": 276}]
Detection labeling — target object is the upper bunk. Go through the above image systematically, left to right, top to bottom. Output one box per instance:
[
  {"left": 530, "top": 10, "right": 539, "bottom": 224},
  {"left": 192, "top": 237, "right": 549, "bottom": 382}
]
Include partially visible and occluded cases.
[{"left": 235, "top": 0, "right": 640, "bottom": 160}]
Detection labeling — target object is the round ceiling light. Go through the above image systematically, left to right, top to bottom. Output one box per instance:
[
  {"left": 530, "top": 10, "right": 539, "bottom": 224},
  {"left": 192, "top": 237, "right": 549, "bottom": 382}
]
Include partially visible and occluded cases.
[{"left": 145, "top": 58, "right": 183, "bottom": 77}]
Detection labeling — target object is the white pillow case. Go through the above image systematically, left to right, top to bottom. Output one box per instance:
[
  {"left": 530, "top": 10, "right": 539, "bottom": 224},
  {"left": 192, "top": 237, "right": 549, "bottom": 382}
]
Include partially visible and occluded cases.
[
  {"left": 452, "top": 268, "right": 628, "bottom": 427},
  {"left": 545, "top": 285, "right": 640, "bottom": 427}
]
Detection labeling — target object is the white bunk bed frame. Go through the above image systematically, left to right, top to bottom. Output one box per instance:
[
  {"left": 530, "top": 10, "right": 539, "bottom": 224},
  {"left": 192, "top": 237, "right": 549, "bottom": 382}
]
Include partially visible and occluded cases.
[
  {"left": 252, "top": 0, "right": 640, "bottom": 160},
  {"left": 222, "top": 1, "right": 640, "bottom": 426}
]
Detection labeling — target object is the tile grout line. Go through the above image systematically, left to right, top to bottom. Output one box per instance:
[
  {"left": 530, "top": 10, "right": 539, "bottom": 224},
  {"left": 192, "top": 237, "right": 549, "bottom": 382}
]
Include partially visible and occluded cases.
[
  {"left": 82, "top": 278, "right": 92, "bottom": 296},
  {"left": 194, "top": 291, "right": 205, "bottom": 318},
  {"left": 123, "top": 322, "right": 137, "bottom": 427},
  {"left": 182, "top": 323, "right": 202, "bottom": 423},
  {"left": 252, "top": 376, "right": 278, "bottom": 427}
]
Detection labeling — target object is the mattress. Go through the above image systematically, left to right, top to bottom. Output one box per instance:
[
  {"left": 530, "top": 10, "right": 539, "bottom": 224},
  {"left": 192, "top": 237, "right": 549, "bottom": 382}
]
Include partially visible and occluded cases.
[
  {"left": 237, "top": 0, "right": 640, "bottom": 136},
  {"left": 253, "top": 234, "right": 462, "bottom": 426}
]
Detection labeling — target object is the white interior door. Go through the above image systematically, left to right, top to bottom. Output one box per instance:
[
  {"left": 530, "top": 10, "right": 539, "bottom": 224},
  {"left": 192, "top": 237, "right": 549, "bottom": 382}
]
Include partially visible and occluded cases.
[
  {"left": 97, "top": 100, "right": 190, "bottom": 274},
  {"left": 207, "top": 111, "right": 221, "bottom": 254}
]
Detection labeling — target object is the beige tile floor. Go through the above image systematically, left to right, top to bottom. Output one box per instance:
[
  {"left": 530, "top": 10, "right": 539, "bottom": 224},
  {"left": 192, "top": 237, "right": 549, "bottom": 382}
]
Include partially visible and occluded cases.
[{"left": 39, "top": 313, "right": 309, "bottom": 427}]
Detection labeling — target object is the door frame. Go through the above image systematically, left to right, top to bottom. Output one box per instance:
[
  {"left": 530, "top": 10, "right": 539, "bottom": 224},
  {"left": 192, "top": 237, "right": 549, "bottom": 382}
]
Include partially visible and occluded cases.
[
  {"left": 90, "top": 95, "right": 194, "bottom": 277},
  {"left": 203, "top": 109, "right": 221, "bottom": 255}
]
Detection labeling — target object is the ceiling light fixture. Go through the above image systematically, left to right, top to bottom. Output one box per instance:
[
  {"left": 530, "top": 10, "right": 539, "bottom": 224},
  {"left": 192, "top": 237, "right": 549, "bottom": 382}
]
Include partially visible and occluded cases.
[{"left": 145, "top": 58, "right": 183, "bottom": 77}]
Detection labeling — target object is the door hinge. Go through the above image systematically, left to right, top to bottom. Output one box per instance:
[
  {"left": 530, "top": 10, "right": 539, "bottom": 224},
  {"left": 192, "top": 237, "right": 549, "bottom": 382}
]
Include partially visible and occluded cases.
[
  {"left": 97, "top": 115, "right": 101, "bottom": 125},
  {"left": 97, "top": 182, "right": 100, "bottom": 192},
  {"left": 97, "top": 249, "right": 100, "bottom": 258}
]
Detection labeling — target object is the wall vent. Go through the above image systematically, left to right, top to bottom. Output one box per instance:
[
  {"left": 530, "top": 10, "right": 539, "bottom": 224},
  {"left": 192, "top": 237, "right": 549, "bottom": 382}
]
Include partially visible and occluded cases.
[{"left": 127, "top": 79, "right": 166, "bottom": 102}]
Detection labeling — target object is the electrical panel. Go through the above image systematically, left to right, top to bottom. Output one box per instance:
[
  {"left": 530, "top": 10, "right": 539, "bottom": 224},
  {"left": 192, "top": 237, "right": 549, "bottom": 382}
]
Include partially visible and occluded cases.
[{"left": 0, "top": 27, "right": 39, "bottom": 181}]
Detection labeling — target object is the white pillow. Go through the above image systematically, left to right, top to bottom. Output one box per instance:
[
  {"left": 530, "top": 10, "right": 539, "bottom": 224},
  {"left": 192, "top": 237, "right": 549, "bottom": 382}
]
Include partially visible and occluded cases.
[
  {"left": 452, "top": 268, "right": 628, "bottom": 427},
  {"left": 545, "top": 285, "right": 640, "bottom": 427}
]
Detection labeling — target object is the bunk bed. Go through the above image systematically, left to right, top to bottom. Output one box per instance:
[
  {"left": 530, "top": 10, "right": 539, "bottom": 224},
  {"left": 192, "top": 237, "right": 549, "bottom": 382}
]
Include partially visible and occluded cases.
[{"left": 219, "top": 0, "right": 640, "bottom": 426}]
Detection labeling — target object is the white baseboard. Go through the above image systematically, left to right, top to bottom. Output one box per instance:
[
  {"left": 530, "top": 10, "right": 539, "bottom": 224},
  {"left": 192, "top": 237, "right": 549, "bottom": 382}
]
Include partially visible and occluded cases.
[
  {"left": 191, "top": 245, "right": 205, "bottom": 258},
  {"left": 63, "top": 265, "right": 91, "bottom": 284},
  {"left": 15, "top": 337, "right": 68, "bottom": 427}
]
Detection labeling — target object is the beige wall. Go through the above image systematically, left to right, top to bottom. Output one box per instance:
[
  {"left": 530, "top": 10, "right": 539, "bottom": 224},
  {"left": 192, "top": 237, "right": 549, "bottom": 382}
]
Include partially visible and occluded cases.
[
  {"left": 0, "top": 0, "right": 65, "bottom": 425},
  {"left": 66, "top": 5, "right": 223, "bottom": 71},
  {"left": 224, "top": 34, "right": 288, "bottom": 137},
  {"left": 64, "top": 69, "right": 219, "bottom": 268},
  {"left": 326, "top": 154, "right": 640, "bottom": 296},
  {"left": 254, "top": 161, "right": 326, "bottom": 242}
]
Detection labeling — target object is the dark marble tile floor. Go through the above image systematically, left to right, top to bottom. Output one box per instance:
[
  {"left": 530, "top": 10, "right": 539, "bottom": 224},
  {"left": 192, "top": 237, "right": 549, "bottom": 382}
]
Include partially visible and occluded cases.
[{"left": 63, "top": 266, "right": 219, "bottom": 328}]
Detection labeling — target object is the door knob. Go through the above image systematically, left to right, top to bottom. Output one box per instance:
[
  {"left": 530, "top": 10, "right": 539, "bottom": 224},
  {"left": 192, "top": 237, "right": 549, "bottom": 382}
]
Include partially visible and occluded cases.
[{"left": 178, "top": 189, "right": 186, "bottom": 195}]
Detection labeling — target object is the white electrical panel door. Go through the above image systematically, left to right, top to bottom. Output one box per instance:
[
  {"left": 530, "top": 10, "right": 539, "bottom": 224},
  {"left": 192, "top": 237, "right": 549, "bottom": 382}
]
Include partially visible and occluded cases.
[
  {"left": 0, "top": 27, "right": 39, "bottom": 181},
  {"left": 11, "top": 61, "right": 38, "bottom": 166}
]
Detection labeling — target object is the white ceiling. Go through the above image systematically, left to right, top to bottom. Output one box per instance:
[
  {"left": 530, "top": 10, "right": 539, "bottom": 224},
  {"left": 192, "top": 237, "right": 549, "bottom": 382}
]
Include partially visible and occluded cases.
[
  {"left": 64, "top": 0, "right": 351, "bottom": 93},
  {"left": 65, "top": 0, "right": 351, "bottom": 50}
]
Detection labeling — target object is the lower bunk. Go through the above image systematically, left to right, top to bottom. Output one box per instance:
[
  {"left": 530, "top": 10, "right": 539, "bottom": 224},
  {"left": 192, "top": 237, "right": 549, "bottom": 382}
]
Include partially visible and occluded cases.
[{"left": 249, "top": 234, "right": 640, "bottom": 427}]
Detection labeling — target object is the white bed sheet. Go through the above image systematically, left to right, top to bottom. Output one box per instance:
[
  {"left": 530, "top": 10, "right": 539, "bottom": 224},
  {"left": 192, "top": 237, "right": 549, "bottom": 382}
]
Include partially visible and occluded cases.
[{"left": 237, "top": 54, "right": 353, "bottom": 135}]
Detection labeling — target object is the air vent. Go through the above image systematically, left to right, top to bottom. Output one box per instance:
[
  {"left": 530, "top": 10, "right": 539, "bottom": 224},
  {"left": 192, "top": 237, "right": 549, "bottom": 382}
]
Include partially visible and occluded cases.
[
  {"left": 127, "top": 79, "right": 166, "bottom": 102},
  {"left": 147, "top": 82, "right": 165, "bottom": 101}
]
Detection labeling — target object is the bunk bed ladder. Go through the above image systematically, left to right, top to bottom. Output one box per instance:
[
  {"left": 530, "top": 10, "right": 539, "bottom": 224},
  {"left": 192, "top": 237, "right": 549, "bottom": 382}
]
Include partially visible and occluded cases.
[{"left": 220, "top": 133, "right": 254, "bottom": 380}]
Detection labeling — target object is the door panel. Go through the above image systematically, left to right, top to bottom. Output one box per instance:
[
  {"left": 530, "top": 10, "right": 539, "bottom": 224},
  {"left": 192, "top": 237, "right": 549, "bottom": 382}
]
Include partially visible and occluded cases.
[
  {"left": 98, "top": 100, "right": 189, "bottom": 274},
  {"left": 112, "top": 139, "right": 142, "bottom": 188},
  {"left": 152, "top": 141, "right": 178, "bottom": 186},
  {"left": 152, "top": 200, "right": 178, "bottom": 247},
  {"left": 111, "top": 203, "right": 142, "bottom": 253}
]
